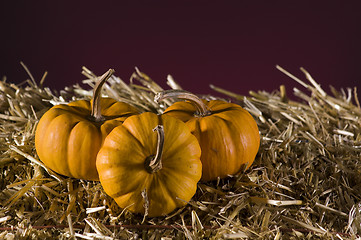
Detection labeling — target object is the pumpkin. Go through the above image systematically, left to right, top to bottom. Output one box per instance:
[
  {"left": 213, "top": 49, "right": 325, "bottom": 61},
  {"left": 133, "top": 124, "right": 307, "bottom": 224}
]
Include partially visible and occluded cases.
[
  {"left": 35, "top": 69, "right": 140, "bottom": 181},
  {"left": 155, "top": 90, "right": 260, "bottom": 181},
  {"left": 96, "top": 112, "right": 202, "bottom": 217}
]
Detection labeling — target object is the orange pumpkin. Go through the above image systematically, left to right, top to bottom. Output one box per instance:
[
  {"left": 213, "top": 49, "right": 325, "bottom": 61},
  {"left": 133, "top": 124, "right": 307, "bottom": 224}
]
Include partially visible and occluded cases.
[
  {"left": 35, "top": 69, "right": 140, "bottom": 181},
  {"left": 156, "top": 90, "right": 260, "bottom": 181},
  {"left": 96, "top": 112, "right": 202, "bottom": 217}
]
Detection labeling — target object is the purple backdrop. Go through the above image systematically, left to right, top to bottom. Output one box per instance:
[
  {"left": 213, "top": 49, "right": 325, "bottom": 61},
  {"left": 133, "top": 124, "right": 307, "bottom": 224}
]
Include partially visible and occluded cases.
[{"left": 1, "top": 1, "right": 361, "bottom": 97}]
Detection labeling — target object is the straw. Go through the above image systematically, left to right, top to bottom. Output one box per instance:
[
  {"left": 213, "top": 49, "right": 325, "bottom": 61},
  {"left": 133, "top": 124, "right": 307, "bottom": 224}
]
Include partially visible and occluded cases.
[{"left": 1, "top": 65, "right": 361, "bottom": 239}]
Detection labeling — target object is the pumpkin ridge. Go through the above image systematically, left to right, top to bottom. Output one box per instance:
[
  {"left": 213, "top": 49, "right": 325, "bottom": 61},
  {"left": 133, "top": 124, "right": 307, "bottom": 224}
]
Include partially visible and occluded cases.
[
  {"left": 68, "top": 99, "right": 91, "bottom": 109},
  {"left": 102, "top": 99, "right": 118, "bottom": 110},
  {"left": 100, "top": 100, "right": 135, "bottom": 116},
  {"left": 103, "top": 100, "right": 138, "bottom": 113},
  {"left": 163, "top": 102, "right": 196, "bottom": 122},
  {"left": 55, "top": 104, "right": 90, "bottom": 119},
  {"left": 208, "top": 106, "right": 242, "bottom": 115},
  {"left": 164, "top": 108, "right": 195, "bottom": 118},
  {"left": 215, "top": 109, "right": 260, "bottom": 171},
  {"left": 102, "top": 112, "right": 138, "bottom": 122},
  {"left": 122, "top": 113, "right": 160, "bottom": 156},
  {"left": 210, "top": 113, "right": 235, "bottom": 124},
  {"left": 198, "top": 114, "right": 244, "bottom": 180},
  {"left": 50, "top": 115, "right": 81, "bottom": 176},
  {"left": 213, "top": 115, "right": 242, "bottom": 175},
  {"left": 161, "top": 117, "right": 200, "bottom": 161},
  {"left": 191, "top": 117, "right": 202, "bottom": 141},
  {"left": 65, "top": 120, "right": 87, "bottom": 177},
  {"left": 67, "top": 120, "right": 101, "bottom": 179},
  {"left": 122, "top": 124, "right": 148, "bottom": 152},
  {"left": 102, "top": 125, "right": 147, "bottom": 162},
  {"left": 161, "top": 137, "right": 201, "bottom": 167},
  {"left": 162, "top": 143, "right": 193, "bottom": 163},
  {"left": 98, "top": 145, "right": 150, "bottom": 199},
  {"left": 160, "top": 167, "right": 200, "bottom": 188},
  {"left": 155, "top": 169, "right": 197, "bottom": 209},
  {"left": 111, "top": 170, "right": 152, "bottom": 212},
  {"left": 149, "top": 174, "right": 178, "bottom": 214},
  {"left": 110, "top": 175, "right": 149, "bottom": 199}
]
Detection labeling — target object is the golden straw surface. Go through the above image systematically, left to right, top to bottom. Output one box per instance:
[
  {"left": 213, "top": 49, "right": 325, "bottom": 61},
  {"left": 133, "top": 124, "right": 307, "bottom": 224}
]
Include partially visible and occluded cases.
[{"left": 1, "top": 65, "right": 361, "bottom": 239}]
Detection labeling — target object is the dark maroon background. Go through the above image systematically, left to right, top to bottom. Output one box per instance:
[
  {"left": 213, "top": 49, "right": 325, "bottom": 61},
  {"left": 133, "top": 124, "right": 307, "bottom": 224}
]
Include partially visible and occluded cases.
[{"left": 1, "top": 1, "right": 361, "bottom": 97}]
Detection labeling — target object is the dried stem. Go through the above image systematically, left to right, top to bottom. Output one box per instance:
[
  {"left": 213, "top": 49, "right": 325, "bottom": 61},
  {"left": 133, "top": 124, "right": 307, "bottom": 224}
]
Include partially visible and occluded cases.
[
  {"left": 91, "top": 69, "right": 115, "bottom": 122},
  {"left": 155, "top": 89, "right": 211, "bottom": 116},
  {"left": 145, "top": 125, "right": 164, "bottom": 173}
]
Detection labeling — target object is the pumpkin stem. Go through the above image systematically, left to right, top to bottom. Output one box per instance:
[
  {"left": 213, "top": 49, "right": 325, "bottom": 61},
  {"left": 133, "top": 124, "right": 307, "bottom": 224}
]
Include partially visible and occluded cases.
[
  {"left": 91, "top": 69, "right": 115, "bottom": 122},
  {"left": 155, "top": 89, "right": 211, "bottom": 117},
  {"left": 145, "top": 125, "right": 164, "bottom": 173}
]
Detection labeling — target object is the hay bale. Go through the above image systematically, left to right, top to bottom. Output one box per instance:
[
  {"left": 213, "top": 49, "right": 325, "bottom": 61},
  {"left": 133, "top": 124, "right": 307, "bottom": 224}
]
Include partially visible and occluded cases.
[{"left": 0, "top": 65, "right": 360, "bottom": 239}]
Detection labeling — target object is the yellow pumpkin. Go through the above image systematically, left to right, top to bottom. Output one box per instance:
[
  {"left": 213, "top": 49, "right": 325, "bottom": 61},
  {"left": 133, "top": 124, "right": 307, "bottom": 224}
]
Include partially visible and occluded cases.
[
  {"left": 35, "top": 69, "right": 140, "bottom": 181},
  {"left": 156, "top": 90, "right": 260, "bottom": 181},
  {"left": 96, "top": 112, "right": 202, "bottom": 217}
]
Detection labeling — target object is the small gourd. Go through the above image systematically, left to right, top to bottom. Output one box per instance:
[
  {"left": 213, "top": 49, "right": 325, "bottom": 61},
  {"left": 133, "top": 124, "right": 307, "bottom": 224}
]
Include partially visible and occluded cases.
[
  {"left": 35, "top": 69, "right": 140, "bottom": 181},
  {"left": 156, "top": 90, "right": 260, "bottom": 181},
  {"left": 96, "top": 112, "right": 202, "bottom": 217}
]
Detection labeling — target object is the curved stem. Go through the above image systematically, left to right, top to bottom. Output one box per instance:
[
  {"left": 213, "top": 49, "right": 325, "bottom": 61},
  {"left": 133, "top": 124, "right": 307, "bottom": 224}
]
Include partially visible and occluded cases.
[
  {"left": 91, "top": 69, "right": 115, "bottom": 122},
  {"left": 155, "top": 89, "right": 211, "bottom": 116},
  {"left": 145, "top": 125, "right": 164, "bottom": 173}
]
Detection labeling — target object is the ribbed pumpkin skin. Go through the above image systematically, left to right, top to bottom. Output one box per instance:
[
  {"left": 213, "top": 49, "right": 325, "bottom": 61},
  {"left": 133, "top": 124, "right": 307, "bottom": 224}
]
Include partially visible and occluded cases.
[
  {"left": 35, "top": 98, "right": 140, "bottom": 181},
  {"left": 163, "top": 99, "right": 260, "bottom": 181},
  {"left": 96, "top": 112, "right": 202, "bottom": 217}
]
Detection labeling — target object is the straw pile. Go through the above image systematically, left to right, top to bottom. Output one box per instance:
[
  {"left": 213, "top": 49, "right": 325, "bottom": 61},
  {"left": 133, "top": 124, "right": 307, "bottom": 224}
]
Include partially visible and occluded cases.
[{"left": 1, "top": 64, "right": 361, "bottom": 239}]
